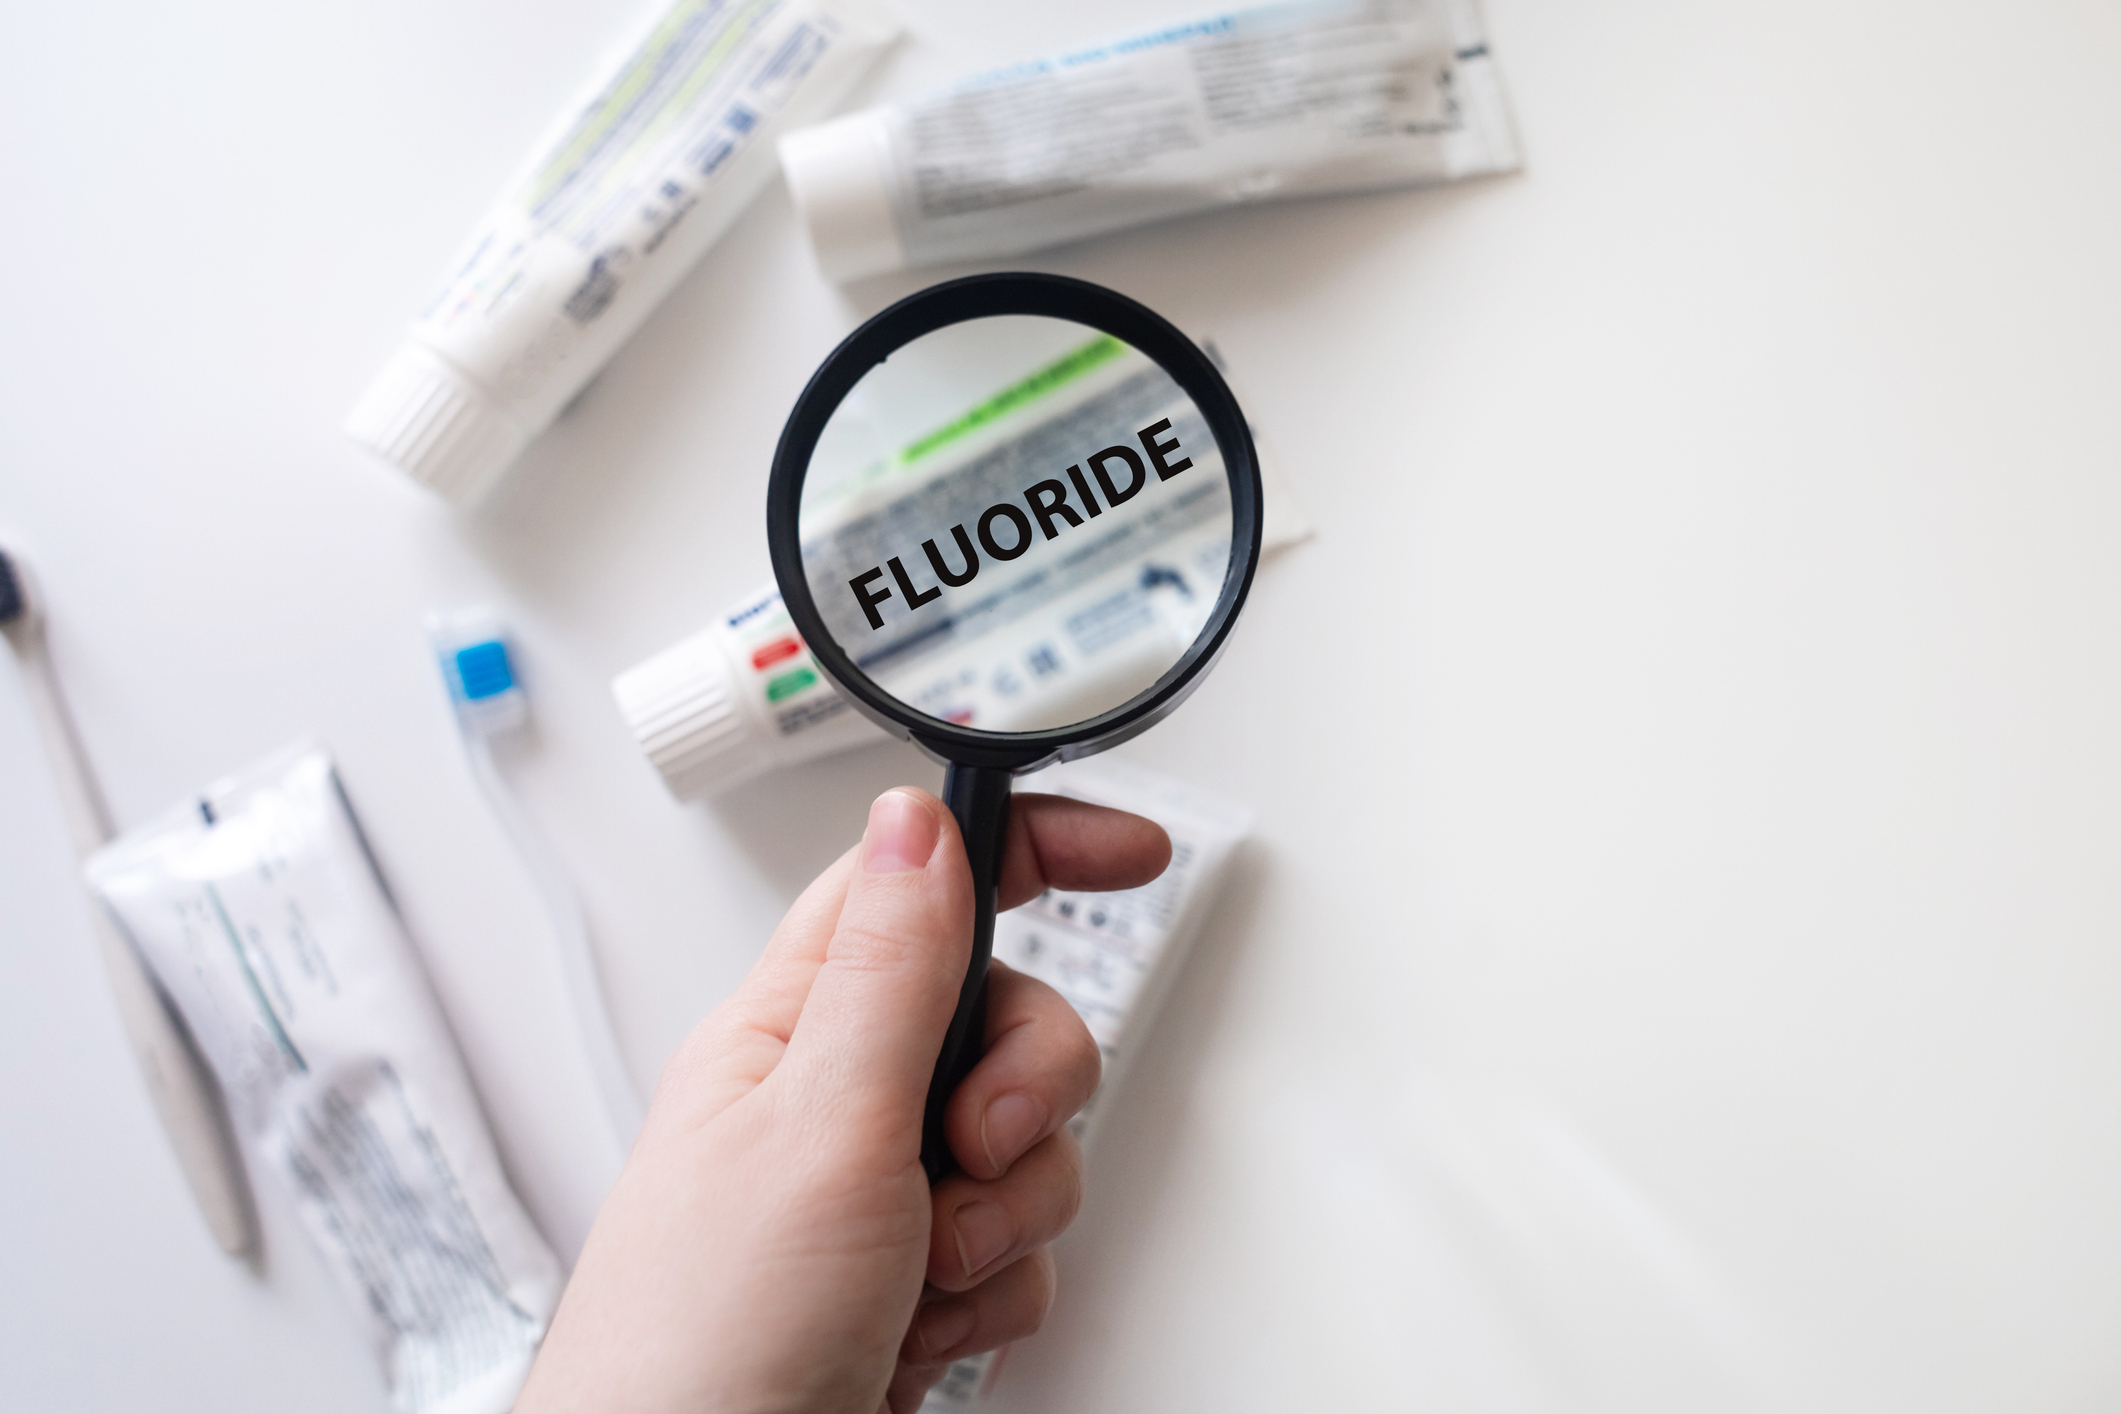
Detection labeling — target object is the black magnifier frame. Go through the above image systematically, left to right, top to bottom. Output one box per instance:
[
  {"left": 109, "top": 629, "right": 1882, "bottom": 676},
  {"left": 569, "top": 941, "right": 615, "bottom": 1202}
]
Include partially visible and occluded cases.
[{"left": 767, "top": 272, "right": 1263, "bottom": 1179}]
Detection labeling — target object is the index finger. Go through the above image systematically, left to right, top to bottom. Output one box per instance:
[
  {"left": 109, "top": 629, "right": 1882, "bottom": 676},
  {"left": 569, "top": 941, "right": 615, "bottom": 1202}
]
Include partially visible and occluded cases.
[
  {"left": 723, "top": 792, "right": 1170, "bottom": 1051},
  {"left": 997, "top": 794, "right": 1171, "bottom": 912}
]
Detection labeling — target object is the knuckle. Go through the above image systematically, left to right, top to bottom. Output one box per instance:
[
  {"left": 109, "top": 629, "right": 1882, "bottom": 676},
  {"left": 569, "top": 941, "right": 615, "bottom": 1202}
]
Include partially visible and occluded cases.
[
  {"left": 826, "top": 921, "right": 932, "bottom": 976},
  {"left": 999, "top": 974, "right": 1103, "bottom": 1105},
  {"left": 1035, "top": 979, "right": 1103, "bottom": 1084},
  {"left": 1065, "top": 1020, "right": 1103, "bottom": 1099},
  {"left": 1020, "top": 1131, "right": 1085, "bottom": 1237},
  {"left": 1054, "top": 1151, "right": 1085, "bottom": 1231},
  {"left": 1020, "top": 1249, "right": 1059, "bottom": 1334}
]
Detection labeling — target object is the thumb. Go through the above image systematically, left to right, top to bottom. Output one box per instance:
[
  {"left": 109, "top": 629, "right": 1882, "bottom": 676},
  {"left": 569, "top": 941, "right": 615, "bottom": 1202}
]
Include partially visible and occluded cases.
[{"left": 773, "top": 788, "right": 973, "bottom": 1145}]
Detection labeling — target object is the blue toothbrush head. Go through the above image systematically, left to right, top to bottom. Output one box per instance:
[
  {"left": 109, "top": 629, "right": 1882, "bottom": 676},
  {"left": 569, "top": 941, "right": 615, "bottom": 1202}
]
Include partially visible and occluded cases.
[
  {"left": 428, "top": 610, "right": 528, "bottom": 733},
  {"left": 452, "top": 639, "right": 517, "bottom": 701}
]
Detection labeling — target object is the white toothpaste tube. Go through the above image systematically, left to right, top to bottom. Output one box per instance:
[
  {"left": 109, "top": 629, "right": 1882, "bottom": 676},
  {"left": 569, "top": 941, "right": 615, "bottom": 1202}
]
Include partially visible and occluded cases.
[
  {"left": 347, "top": 0, "right": 899, "bottom": 505},
  {"left": 780, "top": 0, "right": 1519, "bottom": 282},
  {"left": 614, "top": 341, "right": 1309, "bottom": 799},
  {"left": 614, "top": 580, "right": 883, "bottom": 799},
  {"left": 86, "top": 747, "right": 564, "bottom": 1414},
  {"left": 923, "top": 756, "right": 1256, "bottom": 1409},
  {"left": 997, "top": 757, "right": 1254, "bottom": 1146}
]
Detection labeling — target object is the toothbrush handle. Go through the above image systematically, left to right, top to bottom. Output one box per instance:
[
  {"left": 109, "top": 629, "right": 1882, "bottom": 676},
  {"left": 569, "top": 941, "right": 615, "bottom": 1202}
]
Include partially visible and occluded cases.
[{"left": 16, "top": 644, "right": 258, "bottom": 1256}]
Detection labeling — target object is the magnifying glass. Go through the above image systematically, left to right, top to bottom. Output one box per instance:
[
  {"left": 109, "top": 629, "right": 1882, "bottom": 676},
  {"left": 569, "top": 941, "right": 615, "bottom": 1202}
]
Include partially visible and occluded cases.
[{"left": 767, "top": 272, "right": 1263, "bottom": 1180}]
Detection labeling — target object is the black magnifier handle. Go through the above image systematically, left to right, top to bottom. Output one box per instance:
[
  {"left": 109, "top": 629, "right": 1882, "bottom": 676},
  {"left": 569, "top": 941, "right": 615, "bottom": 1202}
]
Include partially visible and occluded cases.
[{"left": 922, "top": 761, "right": 1014, "bottom": 1181}]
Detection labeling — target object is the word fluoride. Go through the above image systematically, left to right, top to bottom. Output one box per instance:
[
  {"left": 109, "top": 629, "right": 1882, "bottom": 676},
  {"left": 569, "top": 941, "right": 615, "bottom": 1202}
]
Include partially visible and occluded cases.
[{"left": 847, "top": 419, "right": 1192, "bottom": 631}]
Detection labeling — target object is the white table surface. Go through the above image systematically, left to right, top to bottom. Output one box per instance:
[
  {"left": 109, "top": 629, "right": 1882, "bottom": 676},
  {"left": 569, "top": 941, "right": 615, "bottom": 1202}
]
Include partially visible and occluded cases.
[{"left": 4, "top": 0, "right": 2119, "bottom": 1408}]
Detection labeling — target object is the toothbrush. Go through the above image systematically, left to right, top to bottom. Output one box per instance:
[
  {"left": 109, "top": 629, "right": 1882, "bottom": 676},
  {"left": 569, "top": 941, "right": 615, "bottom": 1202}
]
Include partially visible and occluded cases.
[
  {"left": 0, "top": 544, "right": 258, "bottom": 1256},
  {"left": 428, "top": 611, "right": 645, "bottom": 1152}
]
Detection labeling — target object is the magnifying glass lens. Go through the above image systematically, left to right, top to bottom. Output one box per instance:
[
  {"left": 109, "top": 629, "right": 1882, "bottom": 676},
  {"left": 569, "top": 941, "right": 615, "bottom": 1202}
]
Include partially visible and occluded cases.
[{"left": 797, "top": 315, "right": 1235, "bottom": 734}]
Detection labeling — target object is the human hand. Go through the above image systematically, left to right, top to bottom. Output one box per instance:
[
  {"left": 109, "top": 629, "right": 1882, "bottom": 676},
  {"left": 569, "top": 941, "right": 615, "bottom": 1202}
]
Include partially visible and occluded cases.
[{"left": 516, "top": 786, "right": 1171, "bottom": 1414}]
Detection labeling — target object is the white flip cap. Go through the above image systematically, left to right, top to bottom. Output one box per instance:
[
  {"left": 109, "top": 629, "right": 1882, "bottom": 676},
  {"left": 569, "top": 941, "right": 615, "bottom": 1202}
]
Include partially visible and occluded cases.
[
  {"left": 780, "top": 110, "right": 907, "bottom": 284},
  {"left": 345, "top": 342, "right": 530, "bottom": 507},
  {"left": 611, "top": 629, "right": 763, "bottom": 800}
]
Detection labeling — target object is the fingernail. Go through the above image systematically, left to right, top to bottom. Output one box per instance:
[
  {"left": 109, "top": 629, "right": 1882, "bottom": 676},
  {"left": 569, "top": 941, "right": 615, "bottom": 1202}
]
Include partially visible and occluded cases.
[
  {"left": 862, "top": 789, "right": 939, "bottom": 875},
  {"left": 980, "top": 1093, "right": 1047, "bottom": 1174},
  {"left": 952, "top": 1200, "right": 1014, "bottom": 1280},
  {"left": 916, "top": 1296, "right": 977, "bottom": 1361}
]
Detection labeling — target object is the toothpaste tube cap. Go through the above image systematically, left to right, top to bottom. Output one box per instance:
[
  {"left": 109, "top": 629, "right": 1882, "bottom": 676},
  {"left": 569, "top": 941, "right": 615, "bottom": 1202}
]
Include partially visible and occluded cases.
[
  {"left": 780, "top": 111, "right": 907, "bottom": 284},
  {"left": 346, "top": 342, "right": 531, "bottom": 507},
  {"left": 611, "top": 629, "right": 763, "bottom": 800}
]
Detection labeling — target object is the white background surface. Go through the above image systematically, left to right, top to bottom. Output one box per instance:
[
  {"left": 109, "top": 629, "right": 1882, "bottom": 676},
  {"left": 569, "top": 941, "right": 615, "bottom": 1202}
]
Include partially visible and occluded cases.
[{"left": 3, "top": 0, "right": 2119, "bottom": 1408}]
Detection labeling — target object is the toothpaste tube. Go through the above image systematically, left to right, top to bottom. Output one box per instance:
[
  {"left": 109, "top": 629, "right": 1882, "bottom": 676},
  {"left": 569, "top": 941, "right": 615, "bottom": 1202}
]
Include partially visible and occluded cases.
[
  {"left": 347, "top": 0, "right": 899, "bottom": 505},
  {"left": 780, "top": 0, "right": 1518, "bottom": 282},
  {"left": 614, "top": 341, "right": 1308, "bottom": 799},
  {"left": 613, "top": 580, "right": 881, "bottom": 799},
  {"left": 86, "top": 747, "right": 564, "bottom": 1414},
  {"left": 923, "top": 755, "right": 1256, "bottom": 1408},
  {"left": 998, "top": 757, "right": 1254, "bottom": 1146}
]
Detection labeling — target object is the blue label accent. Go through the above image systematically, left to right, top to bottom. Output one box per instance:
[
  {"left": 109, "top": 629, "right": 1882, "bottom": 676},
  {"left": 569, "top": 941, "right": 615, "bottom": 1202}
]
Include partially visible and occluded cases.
[
  {"left": 727, "top": 590, "right": 781, "bottom": 629},
  {"left": 454, "top": 641, "right": 516, "bottom": 700}
]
